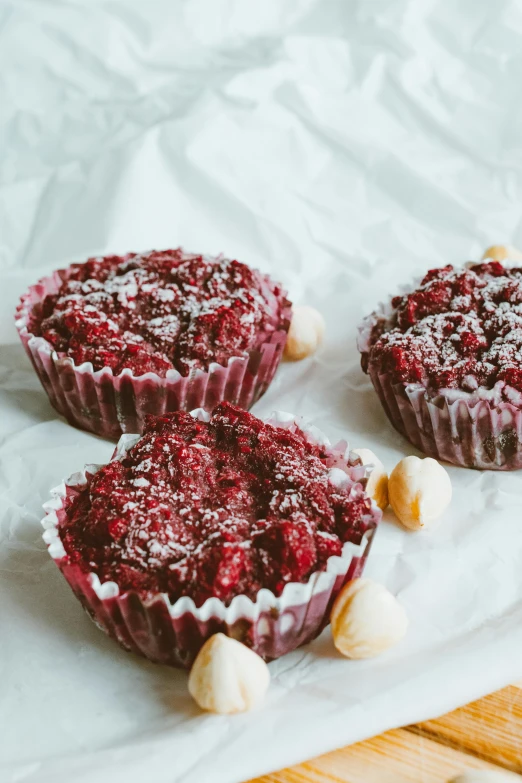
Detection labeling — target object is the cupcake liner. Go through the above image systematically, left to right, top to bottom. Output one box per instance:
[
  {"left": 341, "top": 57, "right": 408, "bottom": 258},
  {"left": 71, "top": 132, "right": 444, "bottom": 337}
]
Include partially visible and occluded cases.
[
  {"left": 358, "top": 260, "right": 522, "bottom": 470},
  {"left": 15, "top": 267, "right": 292, "bottom": 440},
  {"left": 368, "top": 367, "right": 522, "bottom": 470},
  {"left": 41, "top": 410, "right": 381, "bottom": 668}
]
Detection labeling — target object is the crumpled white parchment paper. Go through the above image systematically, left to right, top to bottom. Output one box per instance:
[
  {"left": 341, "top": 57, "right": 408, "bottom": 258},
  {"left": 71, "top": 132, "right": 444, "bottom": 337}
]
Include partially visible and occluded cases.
[{"left": 2, "top": 1, "right": 522, "bottom": 781}]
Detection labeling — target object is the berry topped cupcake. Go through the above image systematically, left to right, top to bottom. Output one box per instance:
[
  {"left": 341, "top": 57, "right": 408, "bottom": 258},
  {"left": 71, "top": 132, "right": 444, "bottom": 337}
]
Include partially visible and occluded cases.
[
  {"left": 16, "top": 249, "right": 291, "bottom": 438},
  {"left": 358, "top": 261, "right": 522, "bottom": 470},
  {"left": 42, "top": 403, "right": 380, "bottom": 667}
]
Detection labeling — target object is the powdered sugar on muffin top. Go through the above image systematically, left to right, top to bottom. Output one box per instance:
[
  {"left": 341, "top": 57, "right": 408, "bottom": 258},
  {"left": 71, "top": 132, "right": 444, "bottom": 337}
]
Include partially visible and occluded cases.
[
  {"left": 30, "top": 249, "right": 289, "bottom": 377},
  {"left": 362, "top": 262, "right": 522, "bottom": 396},
  {"left": 59, "top": 403, "right": 376, "bottom": 607}
]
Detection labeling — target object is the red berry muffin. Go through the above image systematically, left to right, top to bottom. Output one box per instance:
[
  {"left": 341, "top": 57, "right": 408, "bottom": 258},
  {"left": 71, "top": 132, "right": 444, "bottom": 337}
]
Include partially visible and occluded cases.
[
  {"left": 16, "top": 249, "right": 292, "bottom": 439},
  {"left": 358, "top": 261, "right": 522, "bottom": 469},
  {"left": 42, "top": 403, "right": 381, "bottom": 667}
]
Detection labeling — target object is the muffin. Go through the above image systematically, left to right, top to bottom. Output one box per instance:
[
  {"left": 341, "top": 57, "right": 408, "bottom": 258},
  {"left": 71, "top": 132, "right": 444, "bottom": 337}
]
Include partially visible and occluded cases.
[
  {"left": 16, "top": 249, "right": 292, "bottom": 439},
  {"left": 358, "top": 260, "right": 522, "bottom": 470},
  {"left": 42, "top": 402, "right": 381, "bottom": 667}
]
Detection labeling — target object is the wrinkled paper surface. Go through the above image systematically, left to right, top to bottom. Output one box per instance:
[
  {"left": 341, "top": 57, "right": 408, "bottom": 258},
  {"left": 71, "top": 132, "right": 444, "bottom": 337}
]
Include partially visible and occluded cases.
[{"left": 2, "top": 1, "right": 522, "bottom": 781}]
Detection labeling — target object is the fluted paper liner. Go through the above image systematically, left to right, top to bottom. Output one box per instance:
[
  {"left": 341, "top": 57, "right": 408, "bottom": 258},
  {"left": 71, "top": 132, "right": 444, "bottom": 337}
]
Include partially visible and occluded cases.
[
  {"left": 16, "top": 267, "right": 292, "bottom": 440},
  {"left": 41, "top": 410, "right": 381, "bottom": 668}
]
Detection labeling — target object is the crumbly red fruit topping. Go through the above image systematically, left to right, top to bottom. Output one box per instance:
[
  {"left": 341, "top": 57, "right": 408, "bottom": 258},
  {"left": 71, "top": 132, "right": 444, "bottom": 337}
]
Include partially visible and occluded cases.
[
  {"left": 30, "top": 249, "right": 289, "bottom": 377},
  {"left": 363, "top": 262, "right": 522, "bottom": 395},
  {"left": 59, "top": 403, "right": 376, "bottom": 606}
]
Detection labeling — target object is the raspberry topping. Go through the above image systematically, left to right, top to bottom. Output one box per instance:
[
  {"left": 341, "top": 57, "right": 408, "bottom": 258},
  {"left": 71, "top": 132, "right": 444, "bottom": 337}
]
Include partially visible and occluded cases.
[
  {"left": 30, "top": 249, "right": 289, "bottom": 377},
  {"left": 363, "top": 262, "right": 522, "bottom": 396},
  {"left": 59, "top": 403, "right": 376, "bottom": 606}
]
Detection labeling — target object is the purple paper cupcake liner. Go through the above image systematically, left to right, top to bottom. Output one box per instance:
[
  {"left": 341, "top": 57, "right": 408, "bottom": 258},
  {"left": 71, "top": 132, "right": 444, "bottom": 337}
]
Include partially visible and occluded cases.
[
  {"left": 358, "top": 261, "right": 522, "bottom": 470},
  {"left": 15, "top": 267, "right": 292, "bottom": 440},
  {"left": 367, "top": 367, "right": 522, "bottom": 470},
  {"left": 41, "top": 410, "right": 381, "bottom": 669}
]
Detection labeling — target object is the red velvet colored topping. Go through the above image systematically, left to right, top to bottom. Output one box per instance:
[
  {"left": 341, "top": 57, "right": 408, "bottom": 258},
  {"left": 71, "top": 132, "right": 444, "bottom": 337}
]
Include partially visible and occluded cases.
[
  {"left": 30, "top": 250, "right": 288, "bottom": 377},
  {"left": 364, "top": 262, "right": 522, "bottom": 394},
  {"left": 59, "top": 403, "right": 375, "bottom": 606}
]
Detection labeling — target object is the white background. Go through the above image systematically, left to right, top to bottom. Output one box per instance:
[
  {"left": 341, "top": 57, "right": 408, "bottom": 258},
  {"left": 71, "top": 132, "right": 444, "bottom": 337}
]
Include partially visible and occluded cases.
[{"left": 2, "top": 1, "right": 522, "bottom": 781}]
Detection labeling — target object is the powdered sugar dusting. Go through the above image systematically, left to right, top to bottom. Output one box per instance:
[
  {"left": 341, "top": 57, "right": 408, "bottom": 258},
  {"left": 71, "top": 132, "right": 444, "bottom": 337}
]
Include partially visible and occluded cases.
[
  {"left": 31, "top": 249, "right": 289, "bottom": 378},
  {"left": 365, "top": 261, "right": 522, "bottom": 398},
  {"left": 58, "top": 403, "right": 375, "bottom": 607}
]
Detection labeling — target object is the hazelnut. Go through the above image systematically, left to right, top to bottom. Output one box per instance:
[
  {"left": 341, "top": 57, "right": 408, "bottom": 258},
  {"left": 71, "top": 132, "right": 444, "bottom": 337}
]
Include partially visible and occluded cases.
[
  {"left": 482, "top": 244, "right": 522, "bottom": 262},
  {"left": 284, "top": 305, "right": 325, "bottom": 361},
  {"left": 352, "top": 448, "right": 389, "bottom": 510},
  {"left": 388, "top": 455, "right": 451, "bottom": 530},
  {"left": 331, "top": 578, "right": 408, "bottom": 659},
  {"left": 188, "top": 633, "right": 270, "bottom": 714}
]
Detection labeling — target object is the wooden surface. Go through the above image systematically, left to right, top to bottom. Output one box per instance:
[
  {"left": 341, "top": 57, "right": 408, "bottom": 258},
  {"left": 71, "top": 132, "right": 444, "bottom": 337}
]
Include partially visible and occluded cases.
[{"left": 249, "top": 683, "right": 522, "bottom": 782}]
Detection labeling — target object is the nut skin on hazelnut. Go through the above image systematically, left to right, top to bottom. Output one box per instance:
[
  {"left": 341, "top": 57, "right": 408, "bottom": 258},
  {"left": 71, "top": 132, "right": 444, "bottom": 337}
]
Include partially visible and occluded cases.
[
  {"left": 482, "top": 244, "right": 522, "bottom": 262},
  {"left": 284, "top": 305, "right": 325, "bottom": 361},
  {"left": 352, "top": 448, "right": 389, "bottom": 510},
  {"left": 388, "top": 455, "right": 452, "bottom": 531},
  {"left": 330, "top": 578, "right": 408, "bottom": 659},
  {"left": 188, "top": 633, "right": 270, "bottom": 714}
]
